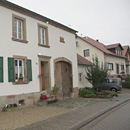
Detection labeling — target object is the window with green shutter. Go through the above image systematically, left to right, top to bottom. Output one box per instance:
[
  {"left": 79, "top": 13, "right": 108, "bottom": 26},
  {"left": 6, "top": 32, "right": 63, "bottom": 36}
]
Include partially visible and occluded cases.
[
  {"left": 8, "top": 56, "right": 32, "bottom": 83},
  {"left": 0, "top": 57, "right": 3, "bottom": 82}
]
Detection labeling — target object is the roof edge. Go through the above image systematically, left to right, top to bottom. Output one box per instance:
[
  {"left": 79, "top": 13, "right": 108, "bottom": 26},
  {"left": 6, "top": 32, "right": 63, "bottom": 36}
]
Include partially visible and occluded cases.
[{"left": 0, "top": 0, "right": 77, "bottom": 34}]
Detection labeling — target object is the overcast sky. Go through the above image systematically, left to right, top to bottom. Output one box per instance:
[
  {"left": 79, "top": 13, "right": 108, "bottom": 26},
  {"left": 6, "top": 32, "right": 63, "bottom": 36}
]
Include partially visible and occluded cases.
[{"left": 8, "top": 0, "right": 130, "bottom": 46}]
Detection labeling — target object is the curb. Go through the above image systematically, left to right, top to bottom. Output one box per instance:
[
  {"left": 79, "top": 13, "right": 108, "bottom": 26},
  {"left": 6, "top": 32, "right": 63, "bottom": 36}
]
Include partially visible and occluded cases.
[{"left": 70, "top": 98, "right": 130, "bottom": 130}]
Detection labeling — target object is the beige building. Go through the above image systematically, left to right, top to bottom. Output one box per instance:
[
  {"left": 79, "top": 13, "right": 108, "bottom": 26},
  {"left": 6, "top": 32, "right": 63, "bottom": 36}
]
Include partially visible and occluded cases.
[
  {"left": 0, "top": 0, "right": 78, "bottom": 108},
  {"left": 76, "top": 36, "right": 126, "bottom": 87},
  {"left": 122, "top": 46, "right": 130, "bottom": 75}
]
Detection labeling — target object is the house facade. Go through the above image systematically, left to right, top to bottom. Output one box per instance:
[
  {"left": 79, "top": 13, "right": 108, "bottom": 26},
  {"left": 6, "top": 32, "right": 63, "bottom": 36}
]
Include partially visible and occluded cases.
[
  {"left": 0, "top": 0, "right": 78, "bottom": 108},
  {"left": 76, "top": 36, "right": 126, "bottom": 83},
  {"left": 122, "top": 46, "right": 130, "bottom": 75},
  {"left": 77, "top": 54, "right": 93, "bottom": 88}
]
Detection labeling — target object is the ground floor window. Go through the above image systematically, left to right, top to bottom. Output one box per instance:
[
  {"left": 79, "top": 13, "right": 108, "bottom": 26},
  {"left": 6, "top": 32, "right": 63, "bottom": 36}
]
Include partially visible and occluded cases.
[
  {"left": 8, "top": 56, "right": 32, "bottom": 83},
  {"left": 15, "top": 59, "right": 25, "bottom": 82},
  {"left": 121, "top": 65, "right": 124, "bottom": 71},
  {"left": 79, "top": 73, "right": 83, "bottom": 82}
]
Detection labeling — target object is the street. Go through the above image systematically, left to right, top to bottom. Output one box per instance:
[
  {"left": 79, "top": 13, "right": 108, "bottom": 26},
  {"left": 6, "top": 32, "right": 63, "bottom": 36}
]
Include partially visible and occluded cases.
[{"left": 80, "top": 101, "right": 130, "bottom": 130}]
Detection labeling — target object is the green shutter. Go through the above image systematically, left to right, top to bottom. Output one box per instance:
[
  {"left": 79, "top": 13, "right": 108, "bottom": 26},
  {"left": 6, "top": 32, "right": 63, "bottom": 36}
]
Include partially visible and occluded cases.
[
  {"left": 0, "top": 57, "right": 3, "bottom": 82},
  {"left": 8, "top": 57, "right": 15, "bottom": 82},
  {"left": 27, "top": 59, "right": 32, "bottom": 81}
]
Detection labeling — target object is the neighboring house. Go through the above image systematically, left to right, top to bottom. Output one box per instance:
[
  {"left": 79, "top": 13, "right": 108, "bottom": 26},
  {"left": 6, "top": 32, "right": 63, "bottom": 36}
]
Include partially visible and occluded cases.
[
  {"left": 0, "top": 0, "right": 78, "bottom": 108},
  {"left": 76, "top": 36, "right": 126, "bottom": 80},
  {"left": 122, "top": 46, "right": 130, "bottom": 75},
  {"left": 77, "top": 54, "right": 93, "bottom": 88}
]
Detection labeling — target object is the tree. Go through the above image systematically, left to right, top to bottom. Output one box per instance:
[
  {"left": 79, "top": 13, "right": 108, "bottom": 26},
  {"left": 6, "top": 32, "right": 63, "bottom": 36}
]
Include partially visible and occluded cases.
[{"left": 86, "top": 56, "right": 108, "bottom": 92}]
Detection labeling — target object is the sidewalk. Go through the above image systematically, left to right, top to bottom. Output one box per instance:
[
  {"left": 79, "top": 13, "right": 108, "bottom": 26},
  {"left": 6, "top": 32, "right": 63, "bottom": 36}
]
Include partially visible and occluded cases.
[{"left": 17, "top": 91, "right": 130, "bottom": 130}]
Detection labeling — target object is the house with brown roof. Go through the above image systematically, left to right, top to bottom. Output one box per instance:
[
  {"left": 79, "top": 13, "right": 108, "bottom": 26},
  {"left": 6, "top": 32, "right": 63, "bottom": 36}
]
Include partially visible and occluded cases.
[
  {"left": 0, "top": 0, "right": 79, "bottom": 108},
  {"left": 76, "top": 36, "right": 126, "bottom": 82},
  {"left": 122, "top": 46, "right": 130, "bottom": 75},
  {"left": 77, "top": 54, "right": 93, "bottom": 88}
]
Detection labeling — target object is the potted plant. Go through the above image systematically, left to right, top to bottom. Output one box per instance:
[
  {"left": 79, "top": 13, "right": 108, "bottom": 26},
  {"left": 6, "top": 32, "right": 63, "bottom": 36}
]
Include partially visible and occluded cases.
[
  {"left": 18, "top": 76, "right": 23, "bottom": 82},
  {"left": 52, "top": 84, "right": 60, "bottom": 99}
]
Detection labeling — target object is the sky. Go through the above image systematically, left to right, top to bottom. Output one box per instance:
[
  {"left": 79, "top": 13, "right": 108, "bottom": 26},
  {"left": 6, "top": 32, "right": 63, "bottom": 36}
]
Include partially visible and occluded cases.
[{"left": 8, "top": 0, "right": 130, "bottom": 46}]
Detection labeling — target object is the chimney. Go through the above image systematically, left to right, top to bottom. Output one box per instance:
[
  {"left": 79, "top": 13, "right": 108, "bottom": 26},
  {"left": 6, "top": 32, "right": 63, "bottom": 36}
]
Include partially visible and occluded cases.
[{"left": 96, "top": 39, "right": 99, "bottom": 42}]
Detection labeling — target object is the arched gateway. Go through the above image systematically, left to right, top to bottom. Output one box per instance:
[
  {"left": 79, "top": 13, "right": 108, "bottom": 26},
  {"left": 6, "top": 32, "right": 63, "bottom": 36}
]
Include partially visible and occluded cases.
[{"left": 54, "top": 58, "right": 73, "bottom": 97}]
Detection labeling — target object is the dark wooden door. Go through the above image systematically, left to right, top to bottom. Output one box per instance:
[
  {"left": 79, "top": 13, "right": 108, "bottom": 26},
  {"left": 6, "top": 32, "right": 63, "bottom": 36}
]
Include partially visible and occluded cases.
[{"left": 41, "top": 62, "right": 45, "bottom": 90}]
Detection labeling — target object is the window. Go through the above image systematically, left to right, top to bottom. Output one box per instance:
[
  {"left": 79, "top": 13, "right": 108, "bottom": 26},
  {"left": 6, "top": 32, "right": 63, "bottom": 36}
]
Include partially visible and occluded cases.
[
  {"left": 12, "top": 14, "right": 27, "bottom": 43},
  {"left": 14, "top": 19, "right": 23, "bottom": 40},
  {"left": 38, "top": 24, "right": 49, "bottom": 47},
  {"left": 39, "top": 27, "right": 46, "bottom": 45},
  {"left": 76, "top": 41, "right": 79, "bottom": 47},
  {"left": 84, "top": 49, "right": 89, "bottom": 57},
  {"left": 116, "top": 50, "right": 118, "bottom": 54},
  {"left": 118, "top": 50, "right": 120, "bottom": 55},
  {"left": 120, "top": 51, "right": 122, "bottom": 56},
  {"left": 8, "top": 56, "right": 32, "bottom": 83},
  {"left": 15, "top": 59, "right": 24, "bottom": 81},
  {"left": 107, "top": 63, "right": 113, "bottom": 70},
  {"left": 121, "top": 65, "right": 124, "bottom": 70},
  {"left": 79, "top": 73, "right": 82, "bottom": 81},
  {"left": 108, "top": 79, "right": 117, "bottom": 83}
]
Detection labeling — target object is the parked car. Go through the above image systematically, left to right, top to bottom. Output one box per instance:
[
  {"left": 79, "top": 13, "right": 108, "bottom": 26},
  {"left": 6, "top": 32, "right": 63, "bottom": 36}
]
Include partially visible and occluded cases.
[{"left": 99, "top": 78, "right": 122, "bottom": 92}]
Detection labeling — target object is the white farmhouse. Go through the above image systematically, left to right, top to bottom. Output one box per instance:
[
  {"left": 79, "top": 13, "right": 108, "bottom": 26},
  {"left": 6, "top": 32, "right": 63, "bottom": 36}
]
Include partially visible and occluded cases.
[
  {"left": 0, "top": 0, "right": 78, "bottom": 108},
  {"left": 76, "top": 36, "right": 126, "bottom": 88}
]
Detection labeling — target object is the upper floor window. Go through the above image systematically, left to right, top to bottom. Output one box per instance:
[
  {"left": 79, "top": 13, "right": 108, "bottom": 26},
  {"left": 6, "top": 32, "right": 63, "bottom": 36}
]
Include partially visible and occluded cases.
[
  {"left": 12, "top": 14, "right": 27, "bottom": 43},
  {"left": 14, "top": 19, "right": 23, "bottom": 40},
  {"left": 38, "top": 24, "right": 49, "bottom": 48},
  {"left": 76, "top": 41, "right": 79, "bottom": 47},
  {"left": 84, "top": 49, "right": 89, "bottom": 57},
  {"left": 116, "top": 49, "right": 122, "bottom": 56},
  {"left": 116, "top": 50, "right": 118, "bottom": 54},
  {"left": 107, "top": 63, "right": 113, "bottom": 70}
]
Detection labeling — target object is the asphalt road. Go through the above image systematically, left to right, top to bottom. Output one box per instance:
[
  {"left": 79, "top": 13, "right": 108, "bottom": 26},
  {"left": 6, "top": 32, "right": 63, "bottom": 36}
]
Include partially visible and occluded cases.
[{"left": 80, "top": 101, "right": 130, "bottom": 130}]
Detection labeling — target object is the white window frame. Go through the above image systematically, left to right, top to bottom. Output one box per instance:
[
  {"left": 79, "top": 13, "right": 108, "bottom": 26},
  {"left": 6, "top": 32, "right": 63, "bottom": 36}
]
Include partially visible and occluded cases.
[
  {"left": 14, "top": 18, "right": 23, "bottom": 40},
  {"left": 39, "top": 27, "right": 46, "bottom": 45},
  {"left": 84, "top": 49, "right": 89, "bottom": 57},
  {"left": 116, "top": 50, "right": 118, "bottom": 54},
  {"left": 15, "top": 59, "right": 24, "bottom": 81},
  {"left": 107, "top": 63, "right": 113, "bottom": 70},
  {"left": 121, "top": 65, "right": 124, "bottom": 71},
  {"left": 79, "top": 73, "right": 83, "bottom": 81}
]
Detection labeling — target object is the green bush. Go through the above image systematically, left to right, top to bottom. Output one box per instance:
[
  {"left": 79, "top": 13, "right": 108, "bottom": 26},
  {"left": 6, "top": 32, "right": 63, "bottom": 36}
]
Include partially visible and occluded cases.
[
  {"left": 122, "top": 75, "right": 130, "bottom": 89},
  {"left": 79, "top": 88, "right": 96, "bottom": 98},
  {"left": 96, "top": 90, "right": 118, "bottom": 98}
]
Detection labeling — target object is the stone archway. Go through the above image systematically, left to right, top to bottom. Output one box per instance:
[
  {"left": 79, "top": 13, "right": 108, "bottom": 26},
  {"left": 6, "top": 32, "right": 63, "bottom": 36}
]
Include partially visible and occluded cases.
[{"left": 54, "top": 58, "right": 73, "bottom": 97}]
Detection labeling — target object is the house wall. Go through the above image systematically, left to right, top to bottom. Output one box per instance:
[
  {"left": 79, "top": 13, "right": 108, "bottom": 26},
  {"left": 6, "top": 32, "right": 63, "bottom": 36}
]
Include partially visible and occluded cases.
[
  {"left": 0, "top": 6, "right": 78, "bottom": 107},
  {"left": 76, "top": 38, "right": 105, "bottom": 66},
  {"left": 105, "top": 54, "right": 126, "bottom": 75},
  {"left": 78, "top": 65, "right": 93, "bottom": 88}
]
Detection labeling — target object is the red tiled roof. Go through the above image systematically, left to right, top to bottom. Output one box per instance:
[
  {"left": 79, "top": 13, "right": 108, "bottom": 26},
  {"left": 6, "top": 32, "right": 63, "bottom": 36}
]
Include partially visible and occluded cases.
[
  {"left": 78, "top": 36, "right": 125, "bottom": 58},
  {"left": 106, "top": 43, "right": 123, "bottom": 50},
  {"left": 122, "top": 45, "right": 129, "bottom": 57},
  {"left": 77, "top": 54, "right": 92, "bottom": 65}
]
